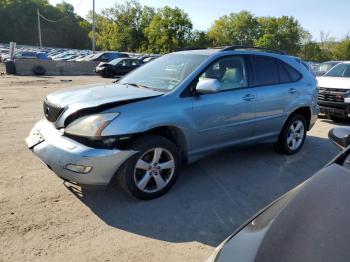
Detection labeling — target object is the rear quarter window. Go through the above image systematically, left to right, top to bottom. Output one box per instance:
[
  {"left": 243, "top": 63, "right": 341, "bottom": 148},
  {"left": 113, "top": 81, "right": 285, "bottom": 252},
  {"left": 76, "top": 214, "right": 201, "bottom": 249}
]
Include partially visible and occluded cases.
[
  {"left": 276, "top": 61, "right": 290, "bottom": 83},
  {"left": 283, "top": 62, "right": 302, "bottom": 82}
]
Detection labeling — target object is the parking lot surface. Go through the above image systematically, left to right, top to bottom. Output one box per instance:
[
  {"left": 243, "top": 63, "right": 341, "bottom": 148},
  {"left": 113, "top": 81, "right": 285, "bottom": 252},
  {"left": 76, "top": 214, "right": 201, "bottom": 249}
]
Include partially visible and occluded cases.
[{"left": 0, "top": 75, "right": 341, "bottom": 261}]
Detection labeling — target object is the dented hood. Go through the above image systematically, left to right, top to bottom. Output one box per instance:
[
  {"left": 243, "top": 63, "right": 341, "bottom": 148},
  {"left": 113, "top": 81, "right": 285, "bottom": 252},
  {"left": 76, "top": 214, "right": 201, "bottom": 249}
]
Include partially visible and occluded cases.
[
  {"left": 317, "top": 76, "right": 350, "bottom": 90},
  {"left": 45, "top": 83, "right": 163, "bottom": 127},
  {"left": 46, "top": 83, "right": 163, "bottom": 108}
]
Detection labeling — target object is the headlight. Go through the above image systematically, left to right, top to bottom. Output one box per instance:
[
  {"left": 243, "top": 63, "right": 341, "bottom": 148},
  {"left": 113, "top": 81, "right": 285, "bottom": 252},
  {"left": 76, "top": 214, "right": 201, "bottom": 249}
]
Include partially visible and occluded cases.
[
  {"left": 344, "top": 92, "right": 350, "bottom": 103},
  {"left": 64, "top": 113, "right": 119, "bottom": 138}
]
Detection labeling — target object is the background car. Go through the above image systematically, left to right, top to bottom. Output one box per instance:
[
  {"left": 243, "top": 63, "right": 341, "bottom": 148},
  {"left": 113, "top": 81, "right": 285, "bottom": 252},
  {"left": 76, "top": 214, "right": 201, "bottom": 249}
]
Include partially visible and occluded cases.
[
  {"left": 26, "top": 46, "right": 318, "bottom": 200},
  {"left": 14, "top": 51, "right": 37, "bottom": 59},
  {"left": 36, "top": 52, "right": 49, "bottom": 60},
  {"left": 87, "top": 52, "right": 129, "bottom": 62},
  {"left": 142, "top": 56, "right": 158, "bottom": 63},
  {"left": 95, "top": 57, "right": 144, "bottom": 78},
  {"left": 315, "top": 60, "right": 341, "bottom": 76},
  {"left": 306, "top": 61, "right": 320, "bottom": 73},
  {"left": 317, "top": 62, "right": 350, "bottom": 119},
  {"left": 207, "top": 126, "right": 350, "bottom": 262}
]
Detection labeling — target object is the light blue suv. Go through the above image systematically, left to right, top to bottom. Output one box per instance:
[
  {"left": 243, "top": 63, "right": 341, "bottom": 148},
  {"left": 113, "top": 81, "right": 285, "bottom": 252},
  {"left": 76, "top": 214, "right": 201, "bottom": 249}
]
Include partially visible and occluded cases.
[{"left": 26, "top": 46, "right": 319, "bottom": 199}]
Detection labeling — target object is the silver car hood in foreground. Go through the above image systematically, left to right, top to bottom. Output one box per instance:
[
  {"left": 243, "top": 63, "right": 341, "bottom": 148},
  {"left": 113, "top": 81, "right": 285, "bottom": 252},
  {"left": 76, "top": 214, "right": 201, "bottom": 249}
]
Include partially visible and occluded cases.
[{"left": 214, "top": 162, "right": 350, "bottom": 262}]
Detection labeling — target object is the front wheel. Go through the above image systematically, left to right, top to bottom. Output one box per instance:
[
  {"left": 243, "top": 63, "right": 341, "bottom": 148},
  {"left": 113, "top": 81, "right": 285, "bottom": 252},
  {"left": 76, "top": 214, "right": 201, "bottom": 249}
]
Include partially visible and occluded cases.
[
  {"left": 276, "top": 114, "right": 307, "bottom": 154},
  {"left": 117, "top": 136, "right": 180, "bottom": 200}
]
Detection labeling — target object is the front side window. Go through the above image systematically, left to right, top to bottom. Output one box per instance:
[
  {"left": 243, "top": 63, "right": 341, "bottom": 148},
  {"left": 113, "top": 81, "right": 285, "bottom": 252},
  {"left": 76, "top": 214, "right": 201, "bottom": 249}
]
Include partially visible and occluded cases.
[
  {"left": 119, "top": 54, "right": 208, "bottom": 92},
  {"left": 199, "top": 56, "right": 248, "bottom": 91},
  {"left": 109, "top": 58, "right": 123, "bottom": 65},
  {"left": 324, "top": 64, "right": 350, "bottom": 78}
]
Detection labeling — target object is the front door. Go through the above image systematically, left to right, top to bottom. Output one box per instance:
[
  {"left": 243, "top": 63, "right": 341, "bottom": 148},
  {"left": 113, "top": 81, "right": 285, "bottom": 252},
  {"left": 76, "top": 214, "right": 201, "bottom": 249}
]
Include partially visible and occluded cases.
[
  {"left": 190, "top": 55, "right": 256, "bottom": 154},
  {"left": 116, "top": 59, "right": 131, "bottom": 75}
]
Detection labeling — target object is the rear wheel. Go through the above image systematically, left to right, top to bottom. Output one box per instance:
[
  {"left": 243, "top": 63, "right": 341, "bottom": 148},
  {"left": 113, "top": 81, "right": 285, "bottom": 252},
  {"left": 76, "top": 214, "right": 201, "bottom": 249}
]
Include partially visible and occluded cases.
[
  {"left": 5, "top": 60, "right": 16, "bottom": 74},
  {"left": 32, "top": 65, "right": 46, "bottom": 76},
  {"left": 102, "top": 69, "right": 114, "bottom": 78},
  {"left": 276, "top": 114, "right": 307, "bottom": 154},
  {"left": 329, "top": 115, "right": 346, "bottom": 123},
  {"left": 117, "top": 135, "right": 180, "bottom": 200}
]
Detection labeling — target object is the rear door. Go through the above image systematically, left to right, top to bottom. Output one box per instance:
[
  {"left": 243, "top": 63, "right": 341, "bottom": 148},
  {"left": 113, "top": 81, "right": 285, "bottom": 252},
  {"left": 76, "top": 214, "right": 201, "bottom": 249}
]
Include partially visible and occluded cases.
[
  {"left": 190, "top": 55, "right": 256, "bottom": 154},
  {"left": 251, "top": 55, "right": 301, "bottom": 139},
  {"left": 116, "top": 59, "right": 132, "bottom": 75},
  {"left": 130, "top": 59, "right": 141, "bottom": 71}
]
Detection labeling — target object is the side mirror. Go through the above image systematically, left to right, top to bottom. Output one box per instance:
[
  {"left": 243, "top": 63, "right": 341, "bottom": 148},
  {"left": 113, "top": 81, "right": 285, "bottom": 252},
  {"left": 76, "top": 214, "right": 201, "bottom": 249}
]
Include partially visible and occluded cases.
[
  {"left": 196, "top": 78, "right": 221, "bottom": 94},
  {"left": 328, "top": 127, "right": 350, "bottom": 149}
]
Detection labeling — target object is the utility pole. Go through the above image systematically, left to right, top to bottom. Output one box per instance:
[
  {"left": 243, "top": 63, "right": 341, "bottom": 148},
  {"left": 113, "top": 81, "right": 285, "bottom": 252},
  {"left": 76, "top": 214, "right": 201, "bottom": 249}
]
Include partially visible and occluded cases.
[
  {"left": 92, "top": 0, "right": 96, "bottom": 53},
  {"left": 37, "top": 8, "right": 42, "bottom": 48}
]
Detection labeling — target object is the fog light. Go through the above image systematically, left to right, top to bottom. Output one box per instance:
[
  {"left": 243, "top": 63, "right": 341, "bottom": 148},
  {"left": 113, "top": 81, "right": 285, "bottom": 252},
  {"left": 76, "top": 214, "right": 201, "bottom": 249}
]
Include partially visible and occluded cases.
[{"left": 64, "top": 164, "right": 93, "bottom": 174}]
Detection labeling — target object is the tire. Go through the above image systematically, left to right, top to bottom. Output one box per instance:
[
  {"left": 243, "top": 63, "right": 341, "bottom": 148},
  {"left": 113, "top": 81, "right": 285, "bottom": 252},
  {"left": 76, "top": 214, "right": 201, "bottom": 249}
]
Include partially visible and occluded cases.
[
  {"left": 5, "top": 60, "right": 16, "bottom": 74},
  {"left": 32, "top": 65, "right": 46, "bottom": 76},
  {"left": 102, "top": 69, "right": 114, "bottom": 78},
  {"left": 276, "top": 114, "right": 307, "bottom": 155},
  {"left": 329, "top": 115, "right": 346, "bottom": 123},
  {"left": 117, "top": 135, "right": 180, "bottom": 200}
]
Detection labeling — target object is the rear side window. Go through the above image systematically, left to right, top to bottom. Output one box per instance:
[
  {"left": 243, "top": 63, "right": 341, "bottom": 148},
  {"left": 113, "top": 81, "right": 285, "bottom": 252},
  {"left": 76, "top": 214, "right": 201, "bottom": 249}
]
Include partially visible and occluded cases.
[
  {"left": 250, "top": 55, "right": 279, "bottom": 86},
  {"left": 250, "top": 55, "right": 302, "bottom": 86},
  {"left": 118, "top": 59, "right": 130, "bottom": 66}
]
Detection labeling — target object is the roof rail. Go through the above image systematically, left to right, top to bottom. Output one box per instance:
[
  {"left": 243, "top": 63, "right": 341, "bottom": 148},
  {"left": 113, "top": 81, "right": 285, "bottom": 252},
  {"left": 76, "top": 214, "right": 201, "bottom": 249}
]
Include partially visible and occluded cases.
[{"left": 220, "top": 45, "right": 287, "bottom": 55}]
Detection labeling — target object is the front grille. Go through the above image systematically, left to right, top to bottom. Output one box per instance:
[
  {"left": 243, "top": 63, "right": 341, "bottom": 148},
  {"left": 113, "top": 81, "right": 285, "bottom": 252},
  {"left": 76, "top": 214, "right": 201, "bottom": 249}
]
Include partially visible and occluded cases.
[
  {"left": 318, "top": 87, "right": 348, "bottom": 103},
  {"left": 43, "top": 100, "right": 64, "bottom": 122}
]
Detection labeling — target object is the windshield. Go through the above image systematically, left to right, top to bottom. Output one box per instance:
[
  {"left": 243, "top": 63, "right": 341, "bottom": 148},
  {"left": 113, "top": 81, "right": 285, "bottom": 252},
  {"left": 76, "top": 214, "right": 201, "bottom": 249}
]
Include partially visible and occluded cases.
[
  {"left": 88, "top": 53, "right": 102, "bottom": 60},
  {"left": 119, "top": 53, "right": 208, "bottom": 91},
  {"left": 109, "top": 58, "right": 123, "bottom": 65},
  {"left": 319, "top": 62, "right": 339, "bottom": 72},
  {"left": 324, "top": 63, "right": 350, "bottom": 77}
]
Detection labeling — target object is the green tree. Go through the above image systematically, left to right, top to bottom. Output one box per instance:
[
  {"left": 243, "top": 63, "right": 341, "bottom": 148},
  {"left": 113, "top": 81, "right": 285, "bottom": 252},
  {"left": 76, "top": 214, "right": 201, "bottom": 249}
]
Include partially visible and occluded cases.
[
  {"left": 0, "top": 0, "right": 91, "bottom": 49},
  {"left": 94, "top": 0, "right": 155, "bottom": 52},
  {"left": 145, "top": 6, "right": 192, "bottom": 53},
  {"left": 208, "top": 11, "right": 260, "bottom": 46},
  {"left": 255, "top": 16, "right": 305, "bottom": 55},
  {"left": 187, "top": 30, "right": 211, "bottom": 49},
  {"left": 333, "top": 37, "right": 350, "bottom": 60},
  {"left": 300, "top": 42, "right": 332, "bottom": 62}
]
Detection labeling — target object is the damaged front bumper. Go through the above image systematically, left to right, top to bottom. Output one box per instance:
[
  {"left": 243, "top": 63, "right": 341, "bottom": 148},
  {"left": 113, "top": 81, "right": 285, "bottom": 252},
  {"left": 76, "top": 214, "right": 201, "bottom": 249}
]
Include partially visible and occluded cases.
[{"left": 25, "top": 119, "right": 136, "bottom": 187}]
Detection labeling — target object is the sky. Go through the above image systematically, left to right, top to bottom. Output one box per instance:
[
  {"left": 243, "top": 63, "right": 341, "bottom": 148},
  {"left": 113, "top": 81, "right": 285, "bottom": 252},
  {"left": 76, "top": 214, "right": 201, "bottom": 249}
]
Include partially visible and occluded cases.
[{"left": 48, "top": 0, "right": 350, "bottom": 41}]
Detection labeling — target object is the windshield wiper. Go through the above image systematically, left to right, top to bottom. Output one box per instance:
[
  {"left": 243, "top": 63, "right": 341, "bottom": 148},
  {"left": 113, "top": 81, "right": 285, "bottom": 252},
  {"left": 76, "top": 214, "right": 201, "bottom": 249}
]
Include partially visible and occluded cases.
[
  {"left": 121, "top": 82, "right": 166, "bottom": 92},
  {"left": 123, "top": 82, "right": 145, "bottom": 88}
]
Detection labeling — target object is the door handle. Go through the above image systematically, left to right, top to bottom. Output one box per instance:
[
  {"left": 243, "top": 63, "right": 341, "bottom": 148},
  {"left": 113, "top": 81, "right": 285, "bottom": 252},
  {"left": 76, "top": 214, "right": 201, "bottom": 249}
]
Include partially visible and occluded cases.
[
  {"left": 288, "top": 88, "right": 297, "bottom": 94},
  {"left": 242, "top": 94, "right": 255, "bottom": 101}
]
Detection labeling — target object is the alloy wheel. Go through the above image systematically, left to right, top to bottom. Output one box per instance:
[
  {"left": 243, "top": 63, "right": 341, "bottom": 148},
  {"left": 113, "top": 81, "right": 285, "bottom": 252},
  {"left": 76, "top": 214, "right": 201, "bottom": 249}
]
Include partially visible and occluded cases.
[
  {"left": 287, "top": 120, "right": 305, "bottom": 151},
  {"left": 133, "top": 147, "right": 175, "bottom": 193}
]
